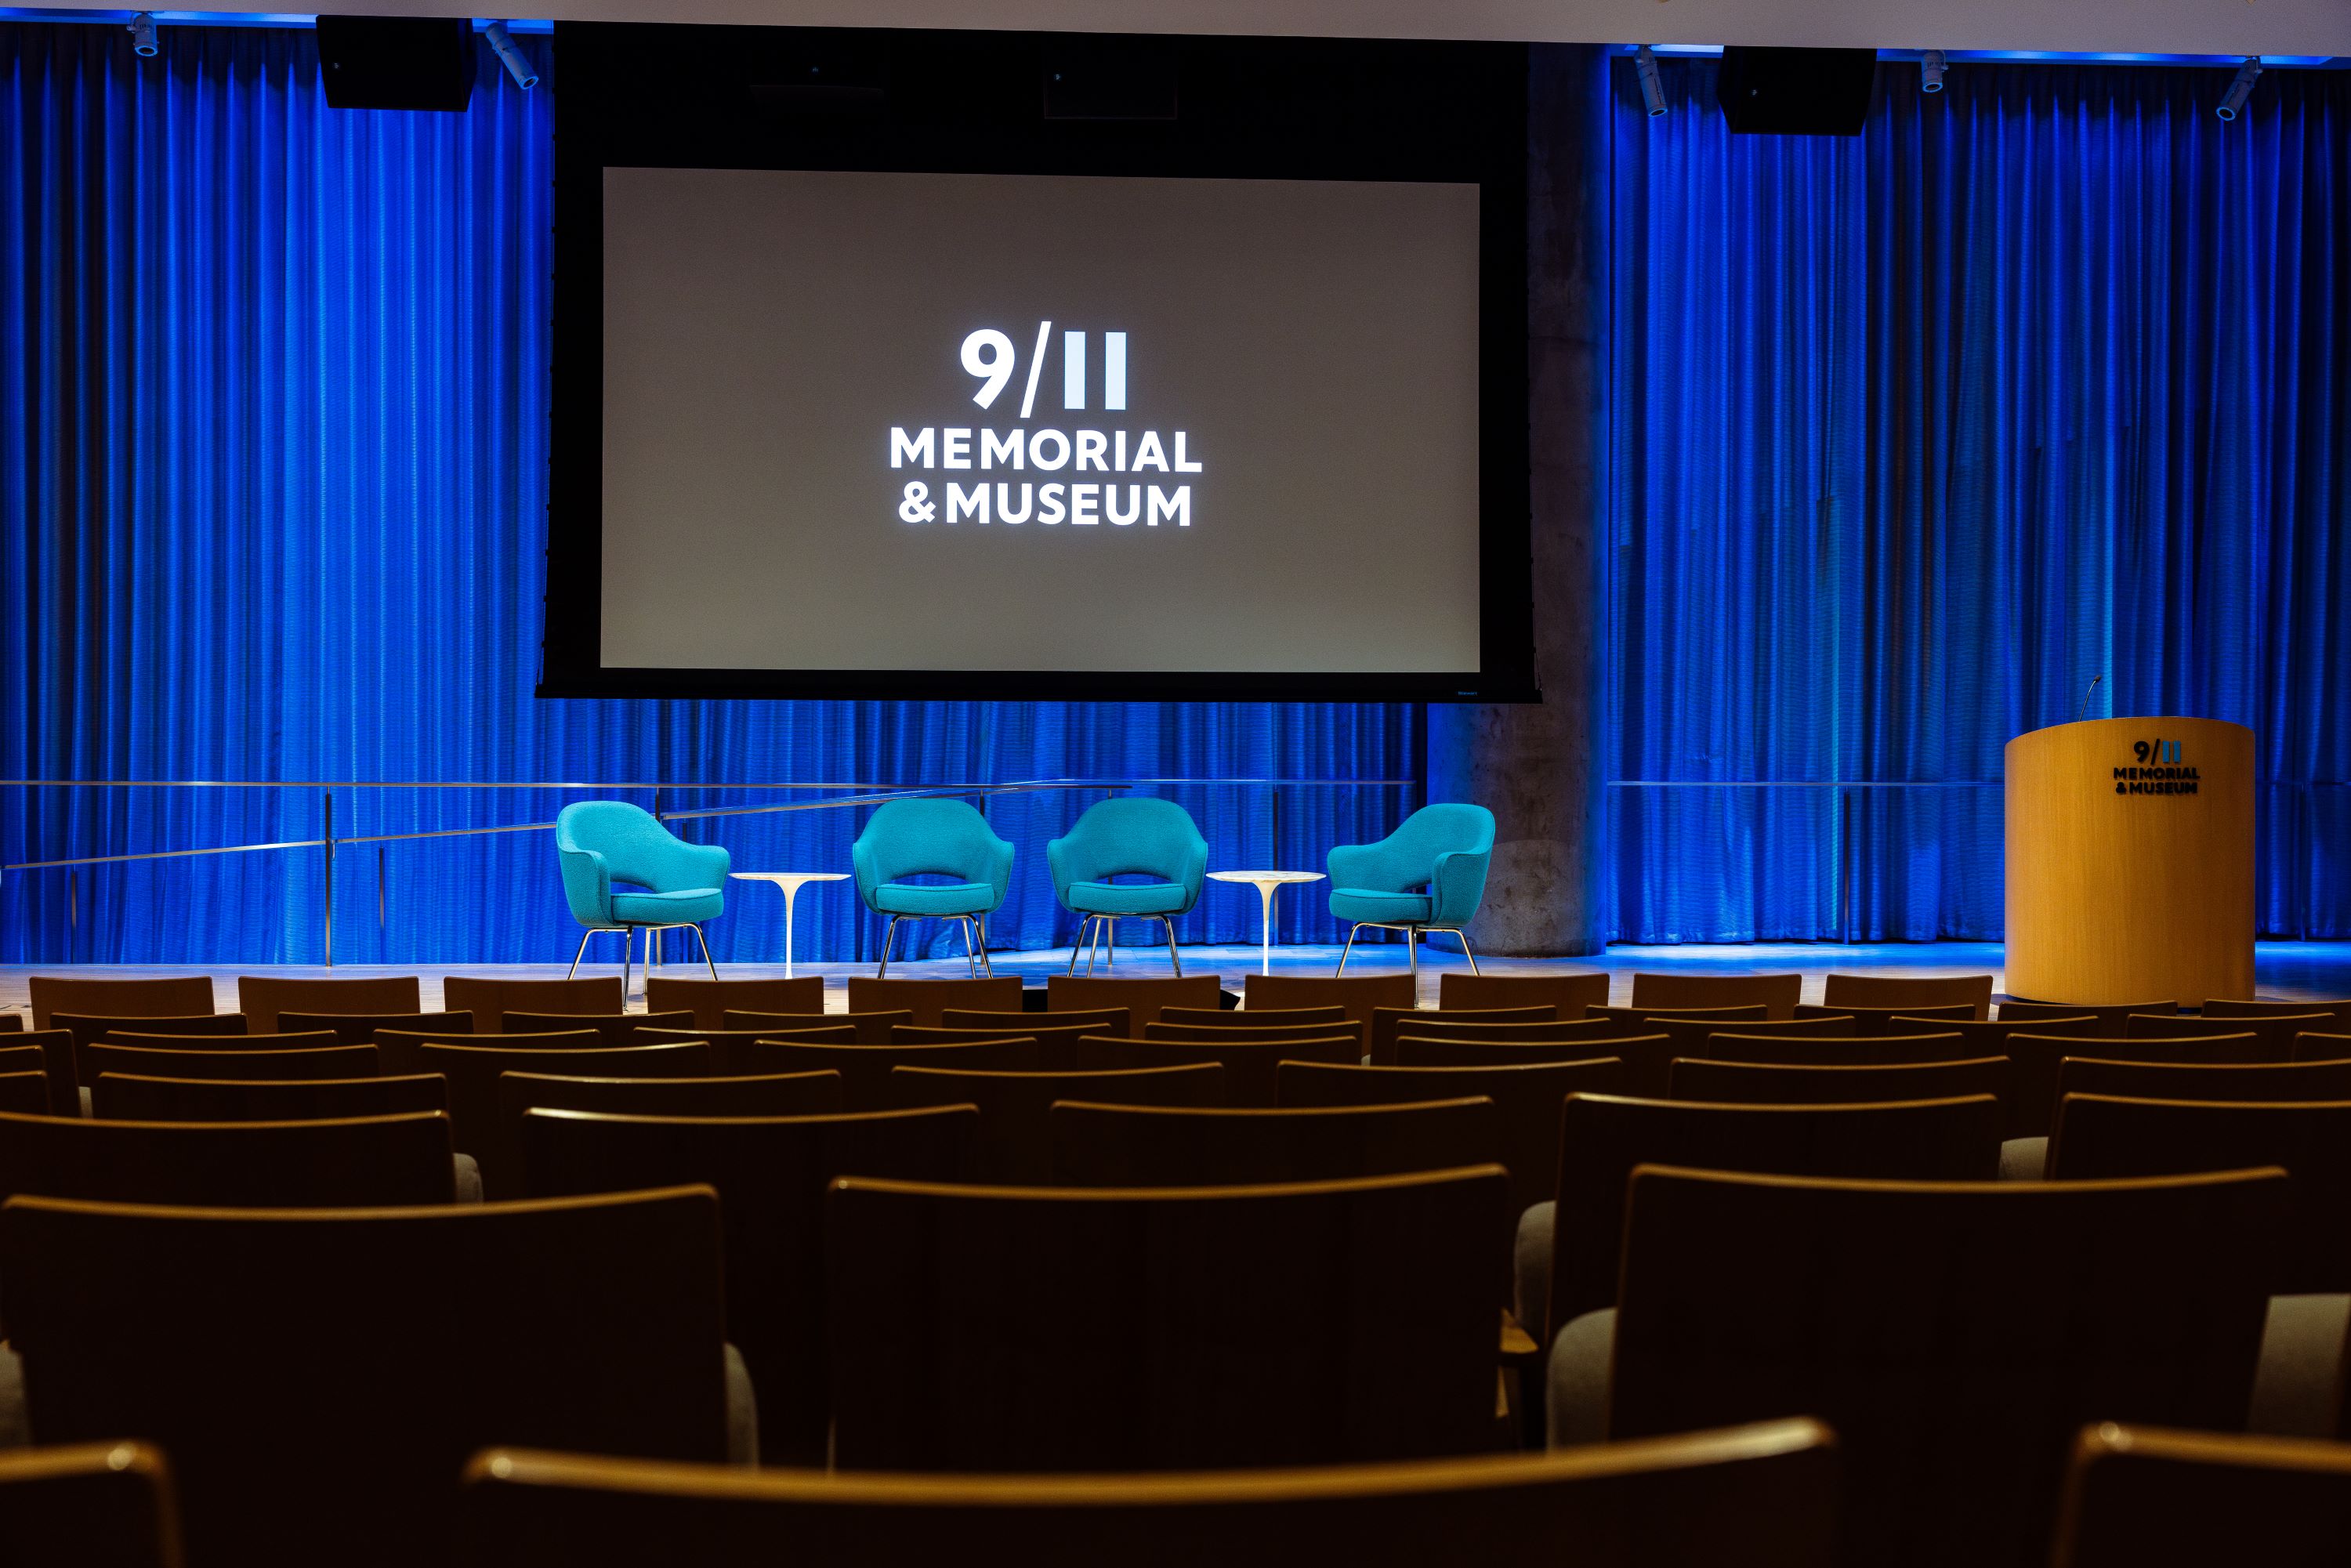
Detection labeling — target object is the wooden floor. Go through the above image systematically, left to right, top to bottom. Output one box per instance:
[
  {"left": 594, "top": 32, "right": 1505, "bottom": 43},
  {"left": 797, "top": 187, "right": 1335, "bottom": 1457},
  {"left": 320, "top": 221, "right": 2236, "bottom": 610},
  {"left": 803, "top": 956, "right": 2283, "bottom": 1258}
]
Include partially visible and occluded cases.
[{"left": 6, "top": 940, "right": 2349, "bottom": 1021}]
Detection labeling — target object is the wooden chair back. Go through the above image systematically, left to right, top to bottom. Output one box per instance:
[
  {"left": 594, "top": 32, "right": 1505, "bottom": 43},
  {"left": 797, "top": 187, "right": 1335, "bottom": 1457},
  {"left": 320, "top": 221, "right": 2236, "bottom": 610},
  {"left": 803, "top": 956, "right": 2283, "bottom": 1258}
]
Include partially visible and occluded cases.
[
  {"left": 1437, "top": 971, "right": 1610, "bottom": 1018},
  {"left": 1819, "top": 972, "right": 1994, "bottom": 1019},
  {"left": 1243, "top": 973, "right": 1415, "bottom": 1025},
  {"left": 1628, "top": 973, "right": 1801, "bottom": 1019},
  {"left": 29, "top": 976, "right": 212, "bottom": 1031},
  {"left": 236, "top": 976, "right": 422, "bottom": 1034},
  {"left": 440, "top": 976, "right": 625, "bottom": 1031},
  {"left": 647, "top": 976, "right": 824, "bottom": 1031},
  {"left": 1045, "top": 976, "right": 1223, "bottom": 1027},
  {"left": 848, "top": 977, "right": 1023, "bottom": 1027},
  {"left": 2204, "top": 997, "right": 2351, "bottom": 1027},
  {"left": 2001, "top": 998, "right": 2179, "bottom": 1030},
  {"left": 1795, "top": 1001, "right": 1975, "bottom": 1029},
  {"left": 1588, "top": 1003, "right": 1769, "bottom": 1030},
  {"left": 1158, "top": 1005, "right": 1343, "bottom": 1030},
  {"left": 1372, "top": 1006, "right": 1559, "bottom": 1064},
  {"left": 944, "top": 1007, "right": 1128, "bottom": 1043},
  {"left": 724, "top": 1009, "right": 909, "bottom": 1044},
  {"left": 277, "top": 1010, "right": 473, "bottom": 1045},
  {"left": 503, "top": 1011, "right": 695, "bottom": 1048},
  {"left": 2126, "top": 1011, "right": 2332, "bottom": 1056},
  {"left": 54, "top": 1013, "right": 245, "bottom": 1070},
  {"left": 1891, "top": 1014, "right": 2099, "bottom": 1050},
  {"left": 1150, "top": 1018, "right": 1367, "bottom": 1050},
  {"left": 1652, "top": 1018, "right": 1853, "bottom": 1066},
  {"left": 895, "top": 1023, "right": 1104, "bottom": 1070},
  {"left": 634, "top": 1026, "right": 857, "bottom": 1073},
  {"left": 373, "top": 1029, "right": 600, "bottom": 1076},
  {"left": 12, "top": 1030, "right": 76, "bottom": 1122},
  {"left": 2298, "top": 1030, "right": 2351, "bottom": 1063},
  {"left": 1676, "top": 1031, "right": 1971, "bottom": 1068},
  {"left": 90, "top": 1033, "right": 339, "bottom": 1088},
  {"left": 2008, "top": 1033, "right": 2267, "bottom": 1138},
  {"left": 1393, "top": 1036, "right": 1666, "bottom": 1085},
  {"left": 739, "top": 1037, "right": 1040, "bottom": 1110},
  {"left": 1063, "top": 1037, "right": 1356, "bottom": 1108},
  {"left": 415, "top": 1041, "right": 712, "bottom": 1197},
  {"left": 83, "top": 1043, "right": 380, "bottom": 1084},
  {"left": 1668, "top": 1056, "right": 2010, "bottom": 1108},
  {"left": 2055, "top": 1056, "right": 2351, "bottom": 1106},
  {"left": 1278, "top": 1059, "right": 1625, "bottom": 1217},
  {"left": 889, "top": 1064, "right": 1225, "bottom": 1181},
  {"left": 499, "top": 1071, "right": 845, "bottom": 1129},
  {"left": 0, "top": 1072, "right": 49, "bottom": 1117},
  {"left": 92, "top": 1074, "right": 448, "bottom": 1124},
  {"left": 1543, "top": 1093, "right": 2002, "bottom": 1336},
  {"left": 2049, "top": 1095, "right": 2351, "bottom": 1291},
  {"left": 1050, "top": 1097, "right": 1502, "bottom": 1189},
  {"left": 520, "top": 1103, "right": 975, "bottom": 1466},
  {"left": 0, "top": 1110, "right": 455, "bottom": 1208},
  {"left": 1609, "top": 1166, "right": 2286, "bottom": 1567},
  {"left": 826, "top": 1167, "right": 1509, "bottom": 1472},
  {"left": 0, "top": 1187, "right": 726, "bottom": 1568},
  {"left": 457, "top": 1418, "right": 1839, "bottom": 1568},
  {"left": 2052, "top": 1423, "right": 2351, "bottom": 1568},
  {"left": 0, "top": 1439, "right": 181, "bottom": 1568}
]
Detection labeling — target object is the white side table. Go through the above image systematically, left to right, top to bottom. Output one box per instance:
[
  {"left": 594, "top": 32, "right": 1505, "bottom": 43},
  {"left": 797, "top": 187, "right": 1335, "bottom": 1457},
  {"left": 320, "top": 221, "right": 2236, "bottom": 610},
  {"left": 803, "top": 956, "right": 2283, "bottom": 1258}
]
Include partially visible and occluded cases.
[
  {"left": 1207, "top": 870, "right": 1326, "bottom": 976},
  {"left": 730, "top": 872, "right": 849, "bottom": 980}
]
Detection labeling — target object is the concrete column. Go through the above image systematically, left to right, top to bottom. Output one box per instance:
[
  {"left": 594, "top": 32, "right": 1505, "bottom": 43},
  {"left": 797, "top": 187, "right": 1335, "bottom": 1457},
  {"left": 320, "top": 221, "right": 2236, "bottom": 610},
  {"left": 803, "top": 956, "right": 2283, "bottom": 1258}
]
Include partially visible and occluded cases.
[{"left": 1427, "top": 44, "right": 1607, "bottom": 957}]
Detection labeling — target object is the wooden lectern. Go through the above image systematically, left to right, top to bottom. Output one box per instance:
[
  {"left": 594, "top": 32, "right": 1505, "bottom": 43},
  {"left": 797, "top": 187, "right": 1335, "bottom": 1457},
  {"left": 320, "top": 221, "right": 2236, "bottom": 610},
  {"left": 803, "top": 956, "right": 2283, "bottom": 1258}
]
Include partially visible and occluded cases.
[{"left": 2005, "top": 716, "right": 2254, "bottom": 1005}]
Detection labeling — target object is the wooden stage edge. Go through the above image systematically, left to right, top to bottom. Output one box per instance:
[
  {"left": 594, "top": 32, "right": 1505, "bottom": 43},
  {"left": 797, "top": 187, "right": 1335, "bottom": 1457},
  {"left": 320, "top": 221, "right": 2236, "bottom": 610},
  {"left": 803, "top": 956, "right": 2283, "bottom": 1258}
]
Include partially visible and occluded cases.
[{"left": 6, "top": 940, "right": 2351, "bottom": 1021}]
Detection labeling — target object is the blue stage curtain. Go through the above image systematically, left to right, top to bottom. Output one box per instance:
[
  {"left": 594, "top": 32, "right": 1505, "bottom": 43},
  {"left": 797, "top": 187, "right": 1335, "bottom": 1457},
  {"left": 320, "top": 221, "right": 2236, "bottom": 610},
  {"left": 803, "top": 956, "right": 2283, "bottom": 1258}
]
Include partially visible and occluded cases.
[
  {"left": 0, "top": 22, "right": 1419, "bottom": 965},
  {"left": 1603, "top": 56, "right": 2351, "bottom": 942}
]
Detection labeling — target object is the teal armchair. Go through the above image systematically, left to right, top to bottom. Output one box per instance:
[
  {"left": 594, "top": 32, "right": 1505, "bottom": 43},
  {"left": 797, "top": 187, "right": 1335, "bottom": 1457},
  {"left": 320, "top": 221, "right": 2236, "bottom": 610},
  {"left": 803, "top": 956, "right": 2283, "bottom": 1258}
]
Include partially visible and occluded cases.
[
  {"left": 1047, "top": 796, "right": 1209, "bottom": 976},
  {"left": 851, "top": 797, "right": 1015, "bottom": 977},
  {"left": 555, "top": 800, "right": 729, "bottom": 986},
  {"left": 1327, "top": 802, "right": 1494, "bottom": 978}
]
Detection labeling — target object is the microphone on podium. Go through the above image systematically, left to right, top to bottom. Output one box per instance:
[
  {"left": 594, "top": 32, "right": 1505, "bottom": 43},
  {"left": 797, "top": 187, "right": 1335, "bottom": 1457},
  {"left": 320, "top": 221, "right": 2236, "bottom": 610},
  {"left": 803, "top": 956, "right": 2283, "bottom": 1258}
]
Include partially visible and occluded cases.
[{"left": 2076, "top": 673, "right": 2103, "bottom": 723}]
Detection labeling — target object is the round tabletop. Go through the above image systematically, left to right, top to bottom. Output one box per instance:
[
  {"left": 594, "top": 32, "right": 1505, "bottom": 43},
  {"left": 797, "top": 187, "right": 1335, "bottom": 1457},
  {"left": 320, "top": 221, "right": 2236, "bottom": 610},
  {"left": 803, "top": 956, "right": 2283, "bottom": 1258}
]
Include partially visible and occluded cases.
[
  {"left": 1207, "top": 870, "right": 1325, "bottom": 885},
  {"left": 731, "top": 871, "right": 849, "bottom": 885}
]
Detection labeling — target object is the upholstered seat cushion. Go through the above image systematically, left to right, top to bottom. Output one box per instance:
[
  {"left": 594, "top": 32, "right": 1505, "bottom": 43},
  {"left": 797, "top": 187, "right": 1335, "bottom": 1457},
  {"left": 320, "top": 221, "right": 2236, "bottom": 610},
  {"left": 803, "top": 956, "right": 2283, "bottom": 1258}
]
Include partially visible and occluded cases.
[
  {"left": 1066, "top": 879, "right": 1192, "bottom": 916},
  {"left": 870, "top": 880, "right": 998, "bottom": 917},
  {"left": 610, "top": 887, "right": 725, "bottom": 925},
  {"left": 1329, "top": 888, "right": 1434, "bottom": 925}
]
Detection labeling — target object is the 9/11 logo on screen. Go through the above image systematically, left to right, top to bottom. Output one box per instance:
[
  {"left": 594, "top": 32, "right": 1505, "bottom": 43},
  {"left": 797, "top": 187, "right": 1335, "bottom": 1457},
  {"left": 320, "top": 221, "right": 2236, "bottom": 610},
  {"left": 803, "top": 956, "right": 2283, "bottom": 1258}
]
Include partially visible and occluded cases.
[{"left": 889, "top": 322, "right": 1202, "bottom": 529}]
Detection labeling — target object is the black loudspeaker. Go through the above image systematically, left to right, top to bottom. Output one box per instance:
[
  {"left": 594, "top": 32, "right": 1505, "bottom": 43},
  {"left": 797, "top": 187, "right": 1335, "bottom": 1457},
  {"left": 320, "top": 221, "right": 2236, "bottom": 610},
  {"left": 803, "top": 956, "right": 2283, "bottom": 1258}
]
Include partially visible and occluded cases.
[
  {"left": 316, "top": 16, "right": 475, "bottom": 112},
  {"left": 1042, "top": 37, "right": 1179, "bottom": 121},
  {"left": 1715, "top": 46, "right": 1875, "bottom": 135}
]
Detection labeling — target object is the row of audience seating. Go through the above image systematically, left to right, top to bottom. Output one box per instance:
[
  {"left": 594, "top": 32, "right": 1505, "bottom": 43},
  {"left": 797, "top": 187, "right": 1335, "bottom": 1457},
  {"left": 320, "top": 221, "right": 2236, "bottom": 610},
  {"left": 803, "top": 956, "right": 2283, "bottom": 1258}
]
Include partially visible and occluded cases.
[{"left": 5, "top": 967, "right": 2351, "bottom": 1566}]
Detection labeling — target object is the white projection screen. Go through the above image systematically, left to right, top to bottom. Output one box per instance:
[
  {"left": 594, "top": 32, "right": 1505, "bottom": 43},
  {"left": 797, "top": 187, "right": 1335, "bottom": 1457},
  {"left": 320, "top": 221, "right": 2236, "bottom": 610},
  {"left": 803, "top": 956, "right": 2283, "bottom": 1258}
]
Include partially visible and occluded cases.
[{"left": 596, "top": 167, "right": 1483, "bottom": 678}]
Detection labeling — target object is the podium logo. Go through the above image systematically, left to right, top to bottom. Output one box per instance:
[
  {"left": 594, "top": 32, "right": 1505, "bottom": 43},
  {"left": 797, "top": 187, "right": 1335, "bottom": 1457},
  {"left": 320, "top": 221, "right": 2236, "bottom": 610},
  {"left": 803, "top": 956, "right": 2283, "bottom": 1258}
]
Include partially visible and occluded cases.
[
  {"left": 889, "top": 322, "right": 1201, "bottom": 530},
  {"left": 2114, "top": 737, "right": 2199, "bottom": 796}
]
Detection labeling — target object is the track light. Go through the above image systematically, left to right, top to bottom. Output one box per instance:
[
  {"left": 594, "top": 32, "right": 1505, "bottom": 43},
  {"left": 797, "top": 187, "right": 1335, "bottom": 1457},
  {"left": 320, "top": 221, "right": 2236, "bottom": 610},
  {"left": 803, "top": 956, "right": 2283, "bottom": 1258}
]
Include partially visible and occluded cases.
[
  {"left": 126, "top": 11, "right": 158, "bottom": 57},
  {"left": 484, "top": 21, "right": 537, "bottom": 89},
  {"left": 1634, "top": 45, "right": 1666, "bottom": 118},
  {"left": 1920, "top": 50, "right": 1947, "bottom": 94},
  {"left": 2216, "top": 56, "right": 2260, "bottom": 121}
]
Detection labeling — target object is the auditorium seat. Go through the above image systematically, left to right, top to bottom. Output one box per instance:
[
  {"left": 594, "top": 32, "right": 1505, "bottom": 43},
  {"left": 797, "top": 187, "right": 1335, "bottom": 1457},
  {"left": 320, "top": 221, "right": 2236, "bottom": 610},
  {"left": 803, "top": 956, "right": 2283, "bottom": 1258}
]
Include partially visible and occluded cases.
[
  {"left": 1437, "top": 971, "right": 1610, "bottom": 1017},
  {"left": 1818, "top": 971, "right": 1994, "bottom": 1019},
  {"left": 1627, "top": 972, "right": 1802, "bottom": 1019},
  {"left": 1244, "top": 973, "right": 1414, "bottom": 1026},
  {"left": 27, "top": 975, "right": 213, "bottom": 1031},
  {"left": 235, "top": 975, "right": 422, "bottom": 1033},
  {"left": 646, "top": 975, "right": 823, "bottom": 1031},
  {"left": 440, "top": 976, "right": 625, "bottom": 1031},
  {"left": 848, "top": 976, "right": 1022, "bottom": 1025},
  {"left": 1045, "top": 976, "right": 1221, "bottom": 1026},
  {"left": 2205, "top": 996, "right": 2351, "bottom": 1028},
  {"left": 2001, "top": 998, "right": 2179, "bottom": 1030},
  {"left": 1794, "top": 1001, "right": 1976, "bottom": 1030},
  {"left": 1588, "top": 1003, "right": 1769, "bottom": 1030},
  {"left": 946, "top": 1005, "right": 1128, "bottom": 1041},
  {"left": 1158, "top": 1005, "right": 1342, "bottom": 1030},
  {"left": 1373, "top": 1005, "right": 1559, "bottom": 1063},
  {"left": 277, "top": 1009, "right": 473, "bottom": 1045},
  {"left": 724, "top": 1009, "right": 908, "bottom": 1043},
  {"left": 504, "top": 1010, "right": 694, "bottom": 1047},
  {"left": 2125, "top": 1010, "right": 2334, "bottom": 1057},
  {"left": 53, "top": 1012, "right": 246, "bottom": 1067},
  {"left": 1888, "top": 1013, "right": 2101, "bottom": 1049},
  {"left": 0, "top": 1016, "right": 16, "bottom": 1031},
  {"left": 1150, "top": 1018, "right": 1368, "bottom": 1049},
  {"left": 1649, "top": 1018, "right": 1858, "bottom": 1066},
  {"left": 897, "top": 1020, "right": 1105, "bottom": 1063},
  {"left": 633, "top": 1025, "right": 858, "bottom": 1074},
  {"left": 374, "top": 1027, "right": 600, "bottom": 1076},
  {"left": 1668, "top": 1030, "right": 1971, "bottom": 1067},
  {"left": 2298, "top": 1030, "right": 2351, "bottom": 1061},
  {"left": 2005, "top": 1031, "right": 2266, "bottom": 1139},
  {"left": 90, "top": 1032, "right": 338, "bottom": 1087},
  {"left": 1393, "top": 1034, "right": 1666, "bottom": 1078},
  {"left": 1063, "top": 1036, "right": 1355, "bottom": 1108},
  {"left": 739, "top": 1037, "right": 1039, "bottom": 1110},
  {"left": 415, "top": 1040, "right": 712, "bottom": 1197},
  {"left": 83, "top": 1043, "right": 380, "bottom": 1084},
  {"left": 1667, "top": 1056, "right": 2010, "bottom": 1109},
  {"left": 2054, "top": 1056, "right": 2351, "bottom": 1106},
  {"left": 1279, "top": 1059, "right": 1625, "bottom": 1218},
  {"left": 889, "top": 1064, "right": 1225, "bottom": 1179},
  {"left": 496, "top": 1070, "right": 846, "bottom": 1133},
  {"left": 0, "top": 1072, "right": 49, "bottom": 1117},
  {"left": 92, "top": 1073, "right": 451, "bottom": 1124},
  {"left": 1521, "top": 1093, "right": 2004, "bottom": 1341},
  {"left": 1050, "top": 1097, "right": 1503, "bottom": 1188},
  {"left": 520, "top": 1102, "right": 975, "bottom": 1465},
  {"left": 0, "top": 1109, "right": 458, "bottom": 1208},
  {"left": 826, "top": 1165, "right": 1508, "bottom": 1471},
  {"left": 1549, "top": 1165, "right": 2286, "bottom": 1566},
  {"left": 0, "top": 1187, "right": 734, "bottom": 1568},
  {"left": 458, "top": 1417, "right": 1838, "bottom": 1568},
  {"left": 2053, "top": 1423, "right": 2351, "bottom": 1568},
  {"left": 0, "top": 1439, "right": 180, "bottom": 1568}
]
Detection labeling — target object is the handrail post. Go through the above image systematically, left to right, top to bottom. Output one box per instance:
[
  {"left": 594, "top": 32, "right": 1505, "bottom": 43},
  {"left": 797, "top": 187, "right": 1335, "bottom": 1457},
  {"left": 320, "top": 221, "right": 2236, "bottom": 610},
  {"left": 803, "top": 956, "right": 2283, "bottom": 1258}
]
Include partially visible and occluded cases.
[{"left": 322, "top": 790, "right": 335, "bottom": 968}]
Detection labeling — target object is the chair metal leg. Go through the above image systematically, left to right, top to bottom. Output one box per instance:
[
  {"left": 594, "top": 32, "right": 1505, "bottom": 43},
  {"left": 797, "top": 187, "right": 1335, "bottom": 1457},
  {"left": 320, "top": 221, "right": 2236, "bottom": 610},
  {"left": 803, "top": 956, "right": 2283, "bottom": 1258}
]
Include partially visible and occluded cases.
[
  {"left": 976, "top": 914, "right": 994, "bottom": 978},
  {"left": 878, "top": 915, "right": 902, "bottom": 979},
  {"left": 1086, "top": 915, "right": 1104, "bottom": 976},
  {"left": 1162, "top": 915, "right": 1183, "bottom": 977},
  {"left": 959, "top": 916, "right": 978, "bottom": 977},
  {"left": 1067, "top": 916, "right": 1089, "bottom": 976},
  {"left": 1106, "top": 918, "right": 1115, "bottom": 970},
  {"left": 690, "top": 922, "right": 719, "bottom": 981},
  {"left": 1336, "top": 923, "right": 1360, "bottom": 976},
  {"left": 621, "top": 925, "right": 636, "bottom": 998},
  {"left": 1407, "top": 925, "right": 1420, "bottom": 983},
  {"left": 567, "top": 927, "right": 595, "bottom": 980},
  {"left": 1448, "top": 927, "right": 1481, "bottom": 976}
]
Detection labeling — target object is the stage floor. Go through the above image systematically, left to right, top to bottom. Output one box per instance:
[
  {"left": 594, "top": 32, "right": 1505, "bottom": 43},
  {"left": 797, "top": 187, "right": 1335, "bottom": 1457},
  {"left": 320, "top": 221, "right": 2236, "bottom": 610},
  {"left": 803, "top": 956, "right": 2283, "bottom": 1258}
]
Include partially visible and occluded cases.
[{"left": 6, "top": 940, "right": 2349, "bottom": 1019}]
